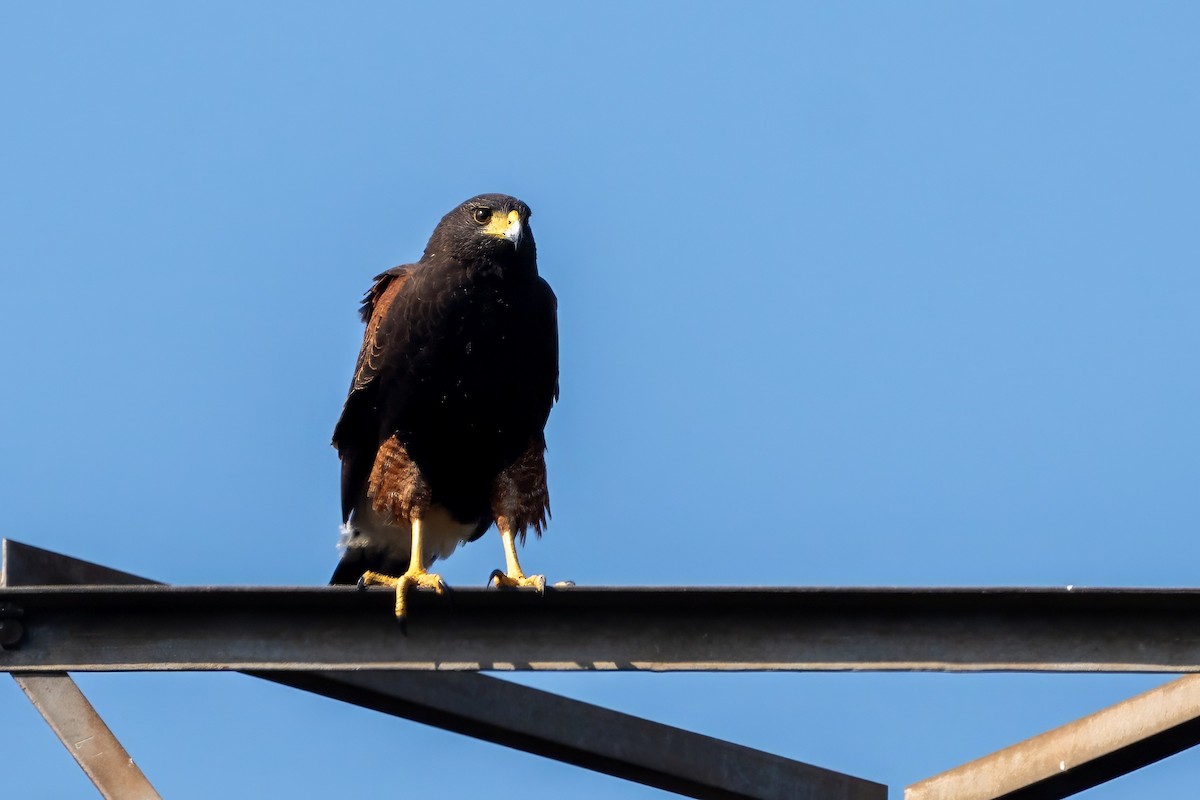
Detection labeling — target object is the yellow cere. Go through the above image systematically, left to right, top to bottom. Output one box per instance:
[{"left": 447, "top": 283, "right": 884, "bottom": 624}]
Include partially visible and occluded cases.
[{"left": 483, "top": 209, "right": 522, "bottom": 238}]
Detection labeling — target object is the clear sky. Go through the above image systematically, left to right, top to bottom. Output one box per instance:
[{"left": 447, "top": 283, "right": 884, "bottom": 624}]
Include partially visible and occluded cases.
[{"left": 2, "top": 2, "right": 1198, "bottom": 797}]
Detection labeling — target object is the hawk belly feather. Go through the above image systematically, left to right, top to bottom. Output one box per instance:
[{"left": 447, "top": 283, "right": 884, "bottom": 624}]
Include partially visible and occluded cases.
[{"left": 330, "top": 194, "right": 558, "bottom": 604}]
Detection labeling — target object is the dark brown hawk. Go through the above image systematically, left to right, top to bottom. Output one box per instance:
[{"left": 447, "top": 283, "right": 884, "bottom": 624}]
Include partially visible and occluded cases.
[{"left": 331, "top": 194, "right": 559, "bottom": 620}]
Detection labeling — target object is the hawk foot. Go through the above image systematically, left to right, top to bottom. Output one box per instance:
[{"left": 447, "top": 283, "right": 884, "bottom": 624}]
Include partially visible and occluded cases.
[
  {"left": 360, "top": 569, "right": 446, "bottom": 622},
  {"left": 488, "top": 569, "right": 546, "bottom": 594}
]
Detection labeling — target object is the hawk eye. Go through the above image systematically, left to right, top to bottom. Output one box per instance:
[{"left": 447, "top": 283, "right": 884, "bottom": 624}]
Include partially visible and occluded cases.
[{"left": 472, "top": 207, "right": 493, "bottom": 225}]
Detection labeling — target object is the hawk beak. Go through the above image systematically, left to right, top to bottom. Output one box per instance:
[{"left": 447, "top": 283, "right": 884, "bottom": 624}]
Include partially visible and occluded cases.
[
  {"left": 481, "top": 208, "right": 525, "bottom": 248},
  {"left": 503, "top": 210, "right": 523, "bottom": 248}
]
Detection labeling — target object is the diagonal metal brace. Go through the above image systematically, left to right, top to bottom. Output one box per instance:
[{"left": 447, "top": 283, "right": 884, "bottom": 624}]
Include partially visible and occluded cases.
[
  {"left": 13, "top": 672, "right": 162, "bottom": 800},
  {"left": 907, "top": 674, "right": 1200, "bottom": 800}
]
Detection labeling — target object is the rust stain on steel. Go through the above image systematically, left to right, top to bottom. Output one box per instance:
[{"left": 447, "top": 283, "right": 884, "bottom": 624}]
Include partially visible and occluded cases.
[
  {"left": 13, "top": 672, "right": 162, "bottom": 800},
  {"left": 907, "top": 674, "right": 1200, "bottom": 800}
]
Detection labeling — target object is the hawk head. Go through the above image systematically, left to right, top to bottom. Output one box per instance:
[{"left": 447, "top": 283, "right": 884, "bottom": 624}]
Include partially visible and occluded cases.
[{"left": 423, "top": 193, "right": 536, "bottom": 267}]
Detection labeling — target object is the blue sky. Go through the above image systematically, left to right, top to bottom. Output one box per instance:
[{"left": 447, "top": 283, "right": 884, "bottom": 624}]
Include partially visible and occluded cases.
[{"left": 2, "top": 3, "right": 1198, "bottom": 797}]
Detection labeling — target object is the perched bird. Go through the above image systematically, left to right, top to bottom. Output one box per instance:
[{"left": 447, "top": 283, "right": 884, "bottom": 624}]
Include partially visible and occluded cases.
[{"left": 331, "top": 194, "right": 559, "bottom": 620}]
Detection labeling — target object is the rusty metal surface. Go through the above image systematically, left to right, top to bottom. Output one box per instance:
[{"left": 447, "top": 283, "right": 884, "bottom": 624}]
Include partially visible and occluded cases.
[
  {"left": 3, "top": 539, "right": 885, "bottom": 800},
  {"left": 6, "top": 581, "right": 1200, "bottom": 672},
  {"left": 13, "top": 673, "right": 162, "bottom": 800},
  {"left": 906, "top": 674, "right": 1200, "bottom": 800}
]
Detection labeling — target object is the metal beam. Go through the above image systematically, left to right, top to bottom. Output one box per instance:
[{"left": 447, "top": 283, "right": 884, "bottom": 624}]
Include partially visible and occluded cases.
[
  {"left": 3, "top": 540, "right": 885, "bottom": 800},
  {"left": 6, "top": 581, "right": 1200, "bottom": 672},
  {"left": 12, "top": 673, "right": 162, "bottom": 800},
  {"left": 906, "top": 674, "right": 1200, "bottom": 800}
]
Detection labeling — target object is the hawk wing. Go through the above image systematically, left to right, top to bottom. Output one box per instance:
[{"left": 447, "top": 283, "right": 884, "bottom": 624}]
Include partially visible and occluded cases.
[{"left": 331, "top": 266, "right": 412, "bottom": 523}]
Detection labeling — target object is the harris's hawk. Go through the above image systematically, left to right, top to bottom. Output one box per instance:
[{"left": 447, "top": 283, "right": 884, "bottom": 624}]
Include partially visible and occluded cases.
[{"left": 331, "top": 194, "right": 559, "bottom": 619}]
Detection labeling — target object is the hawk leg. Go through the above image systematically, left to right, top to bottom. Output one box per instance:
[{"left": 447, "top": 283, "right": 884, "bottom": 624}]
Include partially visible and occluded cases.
[
  {"left": 360, "top": 515, "right": 445, "bottom": 621},
  {"left": 488, "top": 522, "right": 546, "bottom": 593}
]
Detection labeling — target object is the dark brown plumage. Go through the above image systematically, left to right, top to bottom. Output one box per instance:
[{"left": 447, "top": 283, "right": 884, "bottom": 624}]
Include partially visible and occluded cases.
[{"left": 330, "top": 194, "right": 558, "bottom": 614}]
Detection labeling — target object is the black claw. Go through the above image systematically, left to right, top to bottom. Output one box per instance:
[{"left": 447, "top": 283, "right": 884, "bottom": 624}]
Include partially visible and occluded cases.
[
  {"left": 487, "top": 568, "right": 505, "bottom": 587},
  {"left": 356, "top": 575, "right": 368, "bottom": 590},
  {"left": 397, "top": 616, "right": 408, "bottom": 636}
]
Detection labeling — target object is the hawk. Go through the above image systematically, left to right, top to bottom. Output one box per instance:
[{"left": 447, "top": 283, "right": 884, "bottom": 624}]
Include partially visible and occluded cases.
[{"left": 331, "top": 194, "right": 559, "bottom": 620}]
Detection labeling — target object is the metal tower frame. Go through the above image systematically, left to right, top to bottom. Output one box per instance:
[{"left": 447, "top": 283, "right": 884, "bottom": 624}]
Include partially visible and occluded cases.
[{"left": 3, "top": 539, "right": 1198, "bottom": 799}]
